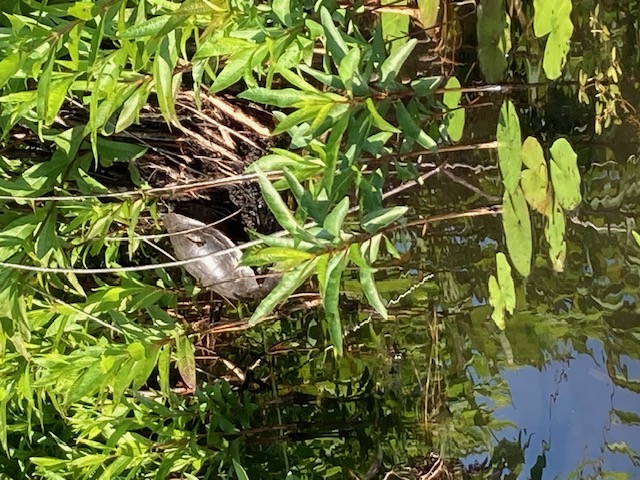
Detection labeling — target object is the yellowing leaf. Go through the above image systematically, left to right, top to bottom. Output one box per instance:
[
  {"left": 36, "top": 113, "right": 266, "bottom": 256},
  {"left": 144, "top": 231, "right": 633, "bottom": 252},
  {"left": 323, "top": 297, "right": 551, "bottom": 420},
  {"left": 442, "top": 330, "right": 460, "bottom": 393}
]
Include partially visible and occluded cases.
[
  {"left": 520, "top": 136, "right": 550, "bottom": 213},
  {"left": 549, "top": 138, "right": 581, "bottom": 210}
]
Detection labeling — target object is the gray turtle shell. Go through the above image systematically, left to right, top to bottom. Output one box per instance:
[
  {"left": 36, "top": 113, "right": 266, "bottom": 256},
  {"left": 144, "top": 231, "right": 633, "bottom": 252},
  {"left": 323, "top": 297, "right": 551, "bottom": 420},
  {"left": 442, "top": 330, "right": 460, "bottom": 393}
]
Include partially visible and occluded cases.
[{"left": 164, "top": 213, "right": 261, "bottom": 299}]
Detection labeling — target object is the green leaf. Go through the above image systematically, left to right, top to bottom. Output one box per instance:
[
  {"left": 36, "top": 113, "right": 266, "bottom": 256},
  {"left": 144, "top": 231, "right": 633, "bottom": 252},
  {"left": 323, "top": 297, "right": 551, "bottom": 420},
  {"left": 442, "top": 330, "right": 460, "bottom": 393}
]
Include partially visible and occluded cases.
[
  {"left": 380, "top": 0, "right": 410, "bottom": 54},
  {"left": 417, "top": 0, "right": 440, "bottom": 29},
  {"left": 477, "top": 0, "right": 511, "bottom": 83},
  {"left": 534, "top": 0, "right": 573, "bottom": 80},
  {"left": 67, "top": 2, "right": 95, "bottom": 20},
  {"left": 320, "top": 7, "right": 349, "bottom": 64},
  {"left": 119, "top": 15, "right": 172, "bottom": 38},
  {"left": 153, "top": 34, "right": 179, "bottom": 125},
  {"left": 379, "top": 38, "right": 417, "bottom": 86},
  {"left": 338, "top": 47, "right": 361, "bottom": 93},
  {"left": 211, "top": 48, "right": 255, "bottom": 93},
  {"left": 0, "top": 52, "right": 23, "bottom": 89},
  {"left": 443, "top": 76, "right": 465, "bottom": 141},
  {"left": 116, "top": 83, "right": 150, "bottom": 133},
  {"left": 239, "top": 88, "right": 325, "bottom": 108},
  {"left": 365, "top": 98, "right": 400, "bottom": 133},
  {"left": 496, "top": 100, "right": 522, "bottom": 194},
  {"left": 395, "top": 102, "right": 437, "bottom": 151},
  {"left": 273, "top": 106, "right": 320, "bottom": 135},
  {"left": 324, "top": 112, "right": 350, "bottom": 193},
  {"left": 519, "top": 136, "right": 550, "bottom": 213},
  {"left": 549, "top": 138, "right": 581, "bottom": 210},
  {"left": 256, "top": 167, "right": 300, "bottom": 234},
  {"left": 502, "top": 187, "right": 532, "bottom": 277},
  {"left": 323, "top": 196, "right": 349, "bottom": 238},
  {"left": 544, "top": 199, "right": 566, "bottom": 272},
  {"left": 362, "top": 206, "right": 408, "bottom": 233},
  {"left": 634, "top": 231, "right": 640, "bottom": 248},
  {"left": 349, "top": 245, "right": 388, "bottom": 319},
  {"left": 242, "top": 247, "right": 313, "bottom": 267},
  {"left": 323, "top": 252, "right": 347, "bottom": 357},
  {"left": 488, "top": 252, "right": 516, "bottom": 330},
  {"left": 249, "top": 258, "right": 318, "bottom": 326},
  {"left": 175, "top": 334, "right": 196, "bottom": 391},
  {"left": 66, "top": 361, "right": 104, "bottom": 405},
  {"left": 233, "top": 460, "right": 250, "bottom": 480}
]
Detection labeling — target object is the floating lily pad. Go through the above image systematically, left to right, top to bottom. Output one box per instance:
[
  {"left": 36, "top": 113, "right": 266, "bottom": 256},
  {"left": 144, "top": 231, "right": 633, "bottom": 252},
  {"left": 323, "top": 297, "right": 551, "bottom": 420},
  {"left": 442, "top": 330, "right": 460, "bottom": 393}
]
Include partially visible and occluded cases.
[
  {"left": 477, "top": 0, "right": 512, "bottom": 83},
  {"left": 533, "top": 0, "right": 574, "bottom": 80},
  {"left": 443, "top": 76, "right": 465, "bottom": 142},
  {"left": 497, "top": 100, "right": 522, "bottom": 194},
  {"left": 520, "top": 136, "right": 550, "bottom": 213},
  {"left": 549, "top": 137, "right": 581, "bottom": 210},
  {"left": 502, "top": 187, "right": 532, "bottom": 277},
  {"left": 544, "top": 200, "right": 566, "bottom": 272},
  {"left": 489, "top": 252, "right": 516, "bottom": 330}
]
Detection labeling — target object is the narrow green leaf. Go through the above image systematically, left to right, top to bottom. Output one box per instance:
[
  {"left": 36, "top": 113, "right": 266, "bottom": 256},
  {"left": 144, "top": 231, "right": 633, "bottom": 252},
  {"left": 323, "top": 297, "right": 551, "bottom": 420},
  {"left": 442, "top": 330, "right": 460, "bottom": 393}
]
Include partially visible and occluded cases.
[
  {"left": 320, "top": 7, "right": 349, "bottom": 64},
  {"left": 153, "top": 34, "right": 178, "bottom": 125},
  {"left": 379, "top": 38, "right": 417, "bottom": 86},
  {"left": 0, "top": 53, "right": 22, "bottom": 89},
  {"left": 443, "top": 76, "right": 465, "bottom": 141},
  {"left": 239, "top": 87, "right": 325, "bottom": 108},
  {"left": 365, "top": 98, "right": 400, "bottom": 133},
  {"left": 395, "top": 101, "right": 437, "bottom": 150},
  {"left": 273, "top": 106, "right": 320, "bottom": 135},
  {"left": 324, "top": 112, "right": 350, "bottom": 193},
  {"left": 256, "top": 167, "right": 300, "bottom": 234},
  {"left": 323, "top": 196, "right": 349, "bottom": 238},
  {"left": 544, "top": 199, "right": 566, "bottom": 272},
  {"left": 362, "top": 206, "right": 408, "bottom": 233},
  {"left": 324, "top": 252, "right": 347, "bottom": 357},
  {"left": 249, "top": 257, "right": 318, "bottom": 326},
  {"left": 175, "top": 334, "right": 196, "bottom": 391},
  {"left": 233, "top": 460, "right": 250, "bottom": 480}
]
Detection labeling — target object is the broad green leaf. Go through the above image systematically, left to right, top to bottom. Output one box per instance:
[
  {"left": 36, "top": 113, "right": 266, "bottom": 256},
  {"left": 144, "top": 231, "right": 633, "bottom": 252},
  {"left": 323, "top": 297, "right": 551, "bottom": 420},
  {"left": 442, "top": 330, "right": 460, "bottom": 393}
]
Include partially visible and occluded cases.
[
  {"left": 381, "top": 0, "right": 410, "bottom": 54},
  {"left": 477, "top": 0, "right": 511, "bottom": 83},
  {"left": 534, "top": 0, "right": 574, "bottom": 79},
  {"left": 67, "top": 2, "right": 95, "bottom": 20},
  {"left": 320, "top": 7, "right": 348, "bottom": 64},
  {"left": 379, "top": 38, "right": 417, "bottom": 86},
  {"left": 443, "top": 76, "right": 465, "bottom": 141},
  {"left": 365, "top": 98, "right": 400, "bottom": 133},
  {"left": 496, "top": 100, "right": 522, "bottom": 194},
  {"left": 395, "top": 101, "right": 437, "bottom": 151},
  {"left": 520, "top": 136, "right": 550, "bottom": 213},
  {"left": 549, "top": 138, "right": 581, "bottom": 210},
  {"left": 256, "top": 167, "right": 300, "bottom": 234},
  {"left": 502, "top": 187, "right": 532, "bottom": 277},
  {"left": 323, "top": 197, "right": 349, "bottom": 238},
  {"left": 545, "top": 200, "right": 566, "bottom": 272},
  {"left": 362, "top": 206, "right": 408, "bottom": 233},
  {"left": 634, "top": 231, "right": 640, "bottom": 248},
  {"left": 323, "top": 252, "right": 347, "bottom": 357},
  {"left": 249, "top": 257, "right": 319, "bottom": 326},
  {"left": 175, "top": 334, "right": 196, "bottom": 391},
  {"left": 66, "top": 361, "right": 104, "bottom": 405}
]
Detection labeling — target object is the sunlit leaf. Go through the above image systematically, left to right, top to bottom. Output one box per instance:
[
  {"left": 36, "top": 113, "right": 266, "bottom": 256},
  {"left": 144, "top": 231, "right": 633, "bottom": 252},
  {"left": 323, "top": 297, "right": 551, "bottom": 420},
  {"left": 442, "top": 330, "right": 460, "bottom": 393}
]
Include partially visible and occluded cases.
[
  {"left": 534, "top": 0, "right": 573, "bottom": 79},
  {"left": 379, "top": 38, "right": 417, "bottom": 86},
  {"left": 443, "top": 76, "right": 465, "bottom": 141},
  {"left": 496, "top": 100, "right": 522, "bottom": 194},
  {"left": 520, "top": 136, "right": 550, "bottom": 213},
  {"left": 549, "top": 138, "right": 581, "bottom": 210},
  {"left": 256, "top": 167, "right": 300, "bottom": 234},
  {"left": 502, "top": 187, "right": 531, "bottom": 277},
  {"left": 323, "top": 196, "right": 349, "bottom": 238},
  {"left": 544, "top": 200, "right": 566, "bottom": 272},
  {"left": 362, "top": 206, "right": 408, "bottom": 233},
  {"left": 323, "top": 252, "right": 347, "bottom": 357},
  {"left": 488, "top": 252, "right": 515, "bottom": 330},
  {"left": 175, "top": 334, "right": 196, "bottom": 391}
]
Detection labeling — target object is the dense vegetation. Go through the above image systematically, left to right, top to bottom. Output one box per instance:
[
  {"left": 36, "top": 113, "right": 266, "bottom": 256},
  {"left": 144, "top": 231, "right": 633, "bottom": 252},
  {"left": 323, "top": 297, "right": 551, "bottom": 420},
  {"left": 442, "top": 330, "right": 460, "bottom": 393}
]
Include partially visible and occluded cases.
[{"left": 0, "top": 0, "right": 638, "bottom": 478}]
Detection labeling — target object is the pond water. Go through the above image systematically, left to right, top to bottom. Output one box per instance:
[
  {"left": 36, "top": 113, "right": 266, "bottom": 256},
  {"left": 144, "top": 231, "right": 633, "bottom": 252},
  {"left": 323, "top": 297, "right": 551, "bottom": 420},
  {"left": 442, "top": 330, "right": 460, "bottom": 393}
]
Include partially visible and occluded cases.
[{"left": 237, "top": 97, "right": 640, "bottom": 479}]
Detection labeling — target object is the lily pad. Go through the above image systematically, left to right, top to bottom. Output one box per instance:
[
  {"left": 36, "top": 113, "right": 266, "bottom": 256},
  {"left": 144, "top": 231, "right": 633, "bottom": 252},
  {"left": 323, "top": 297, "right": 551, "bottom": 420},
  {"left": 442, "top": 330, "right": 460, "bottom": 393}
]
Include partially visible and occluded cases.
[
  {"left": 477, "top": 0, "right": 512, "bottom": 83},
  {"left": 533, "top": 0, "right": 574, "bottom": 80},
  {"left": 443, "top": 76, "right": 465, "bottom": 142},
  {"left": 497, "top": 100, "right": 522, "bottom": 194},
  {"left": 520, "top": 136, "right": 550, "bottom": 213},
  {"left": 549, "top": 137, "right": 581, "bottom": 210},
  {"left": 502, "top": 187, "right": 532, "bottom": 277},
  {"left": 544, "top": 200, "right": 566, "bottom": 272},
  {"left": 488, "top": 252, "right": 516, "bottom": 330}
]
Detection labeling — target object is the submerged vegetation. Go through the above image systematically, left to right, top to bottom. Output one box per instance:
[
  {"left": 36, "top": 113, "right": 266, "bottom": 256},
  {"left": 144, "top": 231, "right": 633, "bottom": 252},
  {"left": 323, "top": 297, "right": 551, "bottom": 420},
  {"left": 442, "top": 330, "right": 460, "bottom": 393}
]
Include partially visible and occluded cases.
[{"left": 0, "top": 0, "right": 638, "bottom": 478}]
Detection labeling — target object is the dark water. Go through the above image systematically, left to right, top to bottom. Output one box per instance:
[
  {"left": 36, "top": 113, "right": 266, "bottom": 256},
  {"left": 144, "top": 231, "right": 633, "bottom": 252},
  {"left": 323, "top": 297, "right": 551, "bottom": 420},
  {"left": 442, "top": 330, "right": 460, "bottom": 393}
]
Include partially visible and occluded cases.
[{"left": 239, "top": 95, "right": 640, "bottom": 478}]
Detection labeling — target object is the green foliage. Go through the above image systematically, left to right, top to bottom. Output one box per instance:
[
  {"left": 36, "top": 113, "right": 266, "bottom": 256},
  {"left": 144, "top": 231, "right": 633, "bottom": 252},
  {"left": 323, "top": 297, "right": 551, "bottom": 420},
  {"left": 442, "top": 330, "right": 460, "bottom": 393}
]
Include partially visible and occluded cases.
[
  {"left": 477, "top": 0, "right": 512, "bottom": 83},
  {"left": 533, "top": 0, "right": 574, "bottom": 80},
  {"left": 489, "top": 252, "right": 516, "bottom": 329}
]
